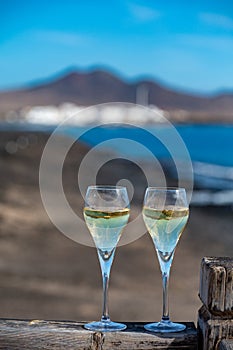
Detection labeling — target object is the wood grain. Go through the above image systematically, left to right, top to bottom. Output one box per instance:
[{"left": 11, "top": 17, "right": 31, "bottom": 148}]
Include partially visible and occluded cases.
[
  {"left": 199, "top": 257, "right": 233, "bottom": 315},
  {"left": 198, "top": 305, "right": 233, "bottom": 350},
  {"left": 0, "top": 319, "right": 197, "bottom": 350},
  {"left": 218, "top": 339, "right": 233, "bottom": 350}
]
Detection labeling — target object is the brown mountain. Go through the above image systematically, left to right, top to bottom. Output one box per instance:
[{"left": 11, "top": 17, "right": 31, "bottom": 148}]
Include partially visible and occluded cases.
[{"left": 0, "top": 68, "right": 233, "bottom": 121}]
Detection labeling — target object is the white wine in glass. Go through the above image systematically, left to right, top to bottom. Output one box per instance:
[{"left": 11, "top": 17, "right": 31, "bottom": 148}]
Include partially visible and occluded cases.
[
  {"left": 84, "top": 185, "right": 130, "bottom": 332},
  {"left": 143, "top": 187, "right": 189, "bottom": 333}
]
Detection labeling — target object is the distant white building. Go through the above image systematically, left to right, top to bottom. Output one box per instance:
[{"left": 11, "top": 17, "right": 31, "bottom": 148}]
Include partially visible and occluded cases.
[{"left": 21, "top": 102, "right": 167, "bottom": 126}]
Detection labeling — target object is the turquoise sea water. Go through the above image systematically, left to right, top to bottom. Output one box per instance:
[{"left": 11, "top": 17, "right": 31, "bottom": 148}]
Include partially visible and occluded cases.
[
  {"left": 1, "top": 122, "right": 232, "bottom": 166},
  {"left": 1, "top": 122, "right": 233, "bottom": 203},
  {"left": 62, "top": 124, "right": 233, "bottom": 167},
  {"left": 62, "top": 124, "right": 233, "bottom": 194}
]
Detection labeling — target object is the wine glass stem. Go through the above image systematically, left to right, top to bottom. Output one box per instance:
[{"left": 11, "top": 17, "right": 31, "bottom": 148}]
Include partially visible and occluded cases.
[
  {"left": 98, "top": 249, "right": 115, "bottom": 323},
  {"left": 101, "top": 272, "right": 110, "bottom": 322},
  {"left": 162, "top": 272, "right": 170, "bottom": 321}
]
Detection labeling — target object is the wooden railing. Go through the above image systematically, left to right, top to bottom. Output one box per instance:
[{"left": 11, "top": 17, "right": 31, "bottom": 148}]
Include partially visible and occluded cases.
[
  {"left": 0, "top": 257, "right": 233, "bottom": 349},
  {"left": 0, "top": 320, "right": 197, "bottom": 349}
]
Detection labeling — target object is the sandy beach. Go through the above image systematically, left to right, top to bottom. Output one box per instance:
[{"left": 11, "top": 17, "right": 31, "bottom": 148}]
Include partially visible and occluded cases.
[{"left": 0, "top": 131, "right": 232, "bottom": 325}]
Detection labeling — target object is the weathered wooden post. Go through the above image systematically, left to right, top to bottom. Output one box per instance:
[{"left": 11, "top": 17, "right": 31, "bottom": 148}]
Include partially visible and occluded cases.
[{"left": 198, "top": 257, "right": 233, "bottom": 349}]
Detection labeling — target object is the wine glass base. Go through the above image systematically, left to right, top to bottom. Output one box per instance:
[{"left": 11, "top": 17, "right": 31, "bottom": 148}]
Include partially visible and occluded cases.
[
  {"left": 84, "top": 320, "right": 127, "bottom": 332},
  {"left": 144, "top": 320, "right": 186, "bottom": 333}
]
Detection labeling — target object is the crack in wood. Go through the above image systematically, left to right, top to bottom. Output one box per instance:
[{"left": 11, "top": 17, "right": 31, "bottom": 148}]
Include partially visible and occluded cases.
[{"left": 91, "top": 332, "right": 105, "bottom": 350}]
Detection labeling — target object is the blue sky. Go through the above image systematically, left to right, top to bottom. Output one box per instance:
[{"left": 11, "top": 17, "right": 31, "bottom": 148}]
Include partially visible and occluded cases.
[{"left": 1, "top": 0, "right": 233, "bottom": 94}]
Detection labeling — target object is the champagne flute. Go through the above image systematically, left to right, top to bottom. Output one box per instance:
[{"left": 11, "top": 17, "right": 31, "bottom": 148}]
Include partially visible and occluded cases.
[
  {"left": 83, "top": 185, "right": 130, "bottom": 332},
  {"left": 142, "top": 187, "right": 189, "bottom": 333}
]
